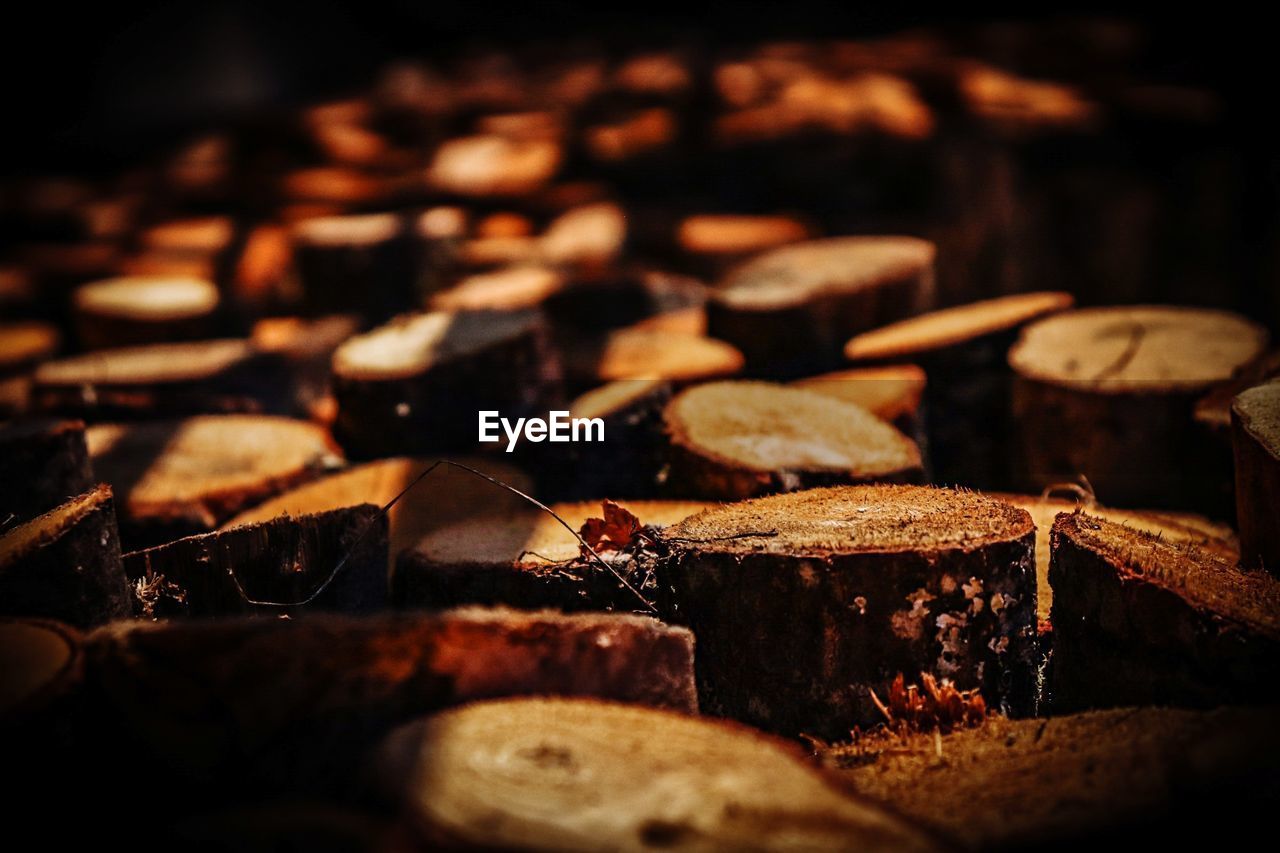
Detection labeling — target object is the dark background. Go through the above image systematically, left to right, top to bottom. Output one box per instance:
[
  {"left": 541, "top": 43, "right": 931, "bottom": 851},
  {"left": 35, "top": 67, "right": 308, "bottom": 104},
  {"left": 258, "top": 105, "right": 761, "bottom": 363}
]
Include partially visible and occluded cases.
[{"left": 2, "top": 2, "right": 1268, "bottom": 167}]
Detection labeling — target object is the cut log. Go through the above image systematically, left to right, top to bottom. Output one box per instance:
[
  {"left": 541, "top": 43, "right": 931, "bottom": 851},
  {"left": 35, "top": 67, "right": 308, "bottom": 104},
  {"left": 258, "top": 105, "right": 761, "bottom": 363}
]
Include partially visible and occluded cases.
[
  {"left": 426, "top": 135, "right": 562, "bottom": 198},
  {"left": 537, "top": 202, "right": 627, "bottom": 270},
  {"left": 675, "top": 212, "right": 815, "bottom": 278},
  {"left": 290, "top": 213, "right": 417, "bottom": 321},
  {"left": 230, "top": 223, "right": 294, "bottom": 313},
  {"left": 708, "top": 236, "right": 936, "bottom": 375},
  {"left": 429, "top": 265, "right": 565, "bottom": 312},
  {"left": 543, "top": 267, "right": 705, "bottom": 333},
  {"left": 72, "top": 275, "right": 222, "bottom": 350},
  {"left": 846, "top": 292, "right": 1074, "bottom": 487},
  {"left": 1009, "top": 306, "right": 1268, "bottom": 512},
  {"left": 331, "top": 310, "right": 562, "bottom": 458},
  {"left": 249, "top": 314, "right": 361, "bottom": 417},
  {"left": 0, "top": 321, "right": 60, "bottom": 376},
  {"left": 562, "top": 328, "right": 744, "bottom": 388},
  {"left": 32, "top": 339, "right": 288, "bottom": 420},
  {"left": 1194, "top": 349, "right": 1280, "bottom": 439},
  {"left": 790, "top": 364, "right": 927, "bottom": 441},
  {"left": 555, "top": 378, "right": 672, "bottom": 499},
  {"left": 663, "top": 381, "right": 923, "bottom": 500},
  {"left": 1232, "top": 382, "right": 1280, "bottom": 575},
  {"left": 88, "top": 415, "right": 340, "bottom": 546},
  {"left": 0, "top": 419, "right": 94, "bottom": 522},
  {"left": 222, "top": 456, "right": 534, "bottom": 577},
  {"left": 660, "top": 484, "right": 1038, "bottom": 736},
  {"left": 0, "top": 485, "right": 130, "bottom": 627},
  {"left": 995, "top": 492, "right": 1238, "bottom": 626},
  {"left": 395, "top": 499, "right": 709, "bottom": 611},
  {"left": 125, "top": 504, "right": 387, "bottom": 617},
  {"left": 1049, "top": 511, "right": 1280, "bottom": 712},
  {"left": 80, "top": 608, "right": 696, "bottom": 790},
  {"left": 0, "top": 618, "right": 82, "bottom": 724},
  {"left": 375, "top": 698, "right": 941, "bottom": 853},
  {"left": 832, "top": 705, "right": 1280, "bottom": 849}
]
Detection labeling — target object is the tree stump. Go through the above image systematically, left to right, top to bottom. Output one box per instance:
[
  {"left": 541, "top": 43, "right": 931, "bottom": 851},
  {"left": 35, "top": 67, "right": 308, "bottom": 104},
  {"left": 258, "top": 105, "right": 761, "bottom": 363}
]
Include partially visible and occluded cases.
[
  {"left": 1009, "top": 306, "right": 1268, "bottom": 513},
  {"left": 663, "top": 381, "right": 922, "bottom": 500},
  {"left": 660, "top": 484, "right": 1038, "bottom": 736},
  {"left": 375, "top": 698, "right": 941, "bottom": 853}
]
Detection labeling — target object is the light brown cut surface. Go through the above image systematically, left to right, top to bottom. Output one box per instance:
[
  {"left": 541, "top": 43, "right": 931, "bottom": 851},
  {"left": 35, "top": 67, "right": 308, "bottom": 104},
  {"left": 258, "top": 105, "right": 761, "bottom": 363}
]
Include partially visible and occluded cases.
[
  {"left": 427, "top": 135, "right": 562, "bottom": 197},
  {"left": 281, "top": 166, "right": 386, "bottom": 205},
  {"left": 538, "top": 202, "right": 626, "bottom": 267},
  {"left": 289, "top": 212, "right": 403, "bottom": 247},
  {"left": 678, "top": 213, "right": 813, "bottom": 256},
  {"left": 141, "top": 216, "right": 236, "bottom": 254},
  {"left": 717, "top": 236, "right": 935, "bottom": 310},
  {"left": 430, "top": 266, "right": 564, "bottom": 312},
  {"left": 74, "top": 275, "right": 220, "bottom": 321},
  {"left": 845, "top": 291, "right": 1074, "bottom": 361},
  {"left": 629, "top": 306, "right": 707, "bottom": 336},
  {"left": 1009, "top": 306, "right": 1268, "bottom": 392},
  {"left": 332, "top": 310, "right": 540, "bottom": 381},
  {"left": 0, "top": 322, "right": 60, "bottom": 371},
  {"left": 585, "top": 330, "right": 744, "bottom": 382},
  {"left": 35, "top": 339, "right": 256, "bottom": 386},
  {"left": 790, "top": 364, "right": 926, "bottom": 423},
  {"left": 570, "top": 378, "right": 668, "bottom": 420},
  {"left": 1233, "top": 380, "right": 1280, "bottom": 451},
  {"left": 666, "top": 381, "right": 920, "bottom": 477},
  {"left": 88, "top": 416, "right": 339, "bottom": 531},
  {"left": 224, "top": 456, "right": 534, "bottom": 570},
  {"left": 668, "top": 483, "right": 1031, "bottom": 558},
  {"left": 0, "top": 487, "right": 105, "bottom": 564},
  {"left": 994, "top": 493, "right": 1239, "bottom": 623},
  {"left": 407, "top": 500, "right": 710, "bottom": 568},
  {"left": 1058, "top": 512, "right": 1280, "bottom": 640},
  {"left": 0, "top": 619, "right": 79, "bottom": 715},
  {"left": 378, "top": 698, "right": 940, "bottom": 853},
  {"left": 834, "top": 705, "right": 1280, "bottom": 849}
]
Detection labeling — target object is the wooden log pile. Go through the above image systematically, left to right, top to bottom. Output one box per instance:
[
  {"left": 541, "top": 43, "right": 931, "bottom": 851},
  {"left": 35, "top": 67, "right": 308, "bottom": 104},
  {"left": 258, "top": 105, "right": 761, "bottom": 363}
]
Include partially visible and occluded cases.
[{"left": 2, "top": 17, "right": 1278, "bottom": 849}]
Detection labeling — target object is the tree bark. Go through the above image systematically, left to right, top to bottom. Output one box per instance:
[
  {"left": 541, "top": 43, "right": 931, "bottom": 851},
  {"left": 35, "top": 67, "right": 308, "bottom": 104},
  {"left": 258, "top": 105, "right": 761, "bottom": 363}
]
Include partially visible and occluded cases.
[
  {"left": 1232, "top": 383, "right": 1280, "bottom": 575},
  {"left": 0, "top": 418, "right": 93, "bottom": 522},
  {"left": 0, "top": 485, "right": 131, "bottom": 628},
  {"left": 658, "top": 485, "right": 1038, "bottom": 737},
  {"left": 124, "top": 504, "right": 388, "bottom": 617},
  {"left": 1048, "top": 511, "right": 1280, "bottom": 713},
  {"left": 78, "top": 608, "right": 696, "bottom": 792}
]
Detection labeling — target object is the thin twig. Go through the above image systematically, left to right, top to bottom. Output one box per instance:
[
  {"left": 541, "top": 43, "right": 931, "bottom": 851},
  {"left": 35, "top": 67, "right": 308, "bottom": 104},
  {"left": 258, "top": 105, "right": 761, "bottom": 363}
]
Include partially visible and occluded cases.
[{"left": 224, "top": 458, "right": 657, "bottom": 613}]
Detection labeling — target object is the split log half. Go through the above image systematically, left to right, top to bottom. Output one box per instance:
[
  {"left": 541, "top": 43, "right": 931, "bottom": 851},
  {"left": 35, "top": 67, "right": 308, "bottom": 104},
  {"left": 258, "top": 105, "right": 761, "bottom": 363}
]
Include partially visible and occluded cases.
[
  {"left": 708, "top": 236, "right": 935, "bottom": 375},
  {"left": 845, "top": 291, "right": 1074, "bottom": 489},
  {"left": 331, "top": 310, "right": 562, "bottom": 458},
  {"left": 790, "top": 364, "right": 927, "bottom": 442},
  {"left": 662, "top": 381, "right": 923, "bottom": 500},
  {"left": 88, "top": 415, "right": 340, "bottom": 546},
  {"left": 223, "top": 456, "right": 534, "bottom": 577},
  {"left": 659, "top": 484, "right": 1038, "bottom": 736},
  {"left": 0, "top": 485, "right": 130, "bottom": 627},
  {"left": 995, "top": 492, "right": 1238, "bottom": 626},
  {"left": 394, "top": 499, "right": 709, "bottom": 611},
  {"left": 124, "top": 504, "right": 387, "bottom": 618},
  {"left": 1049, "top": 511, "right": 1280, "bottom": 712},
  {"left": 375, "top": 698, "right": 941, "bottom": 853}
]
